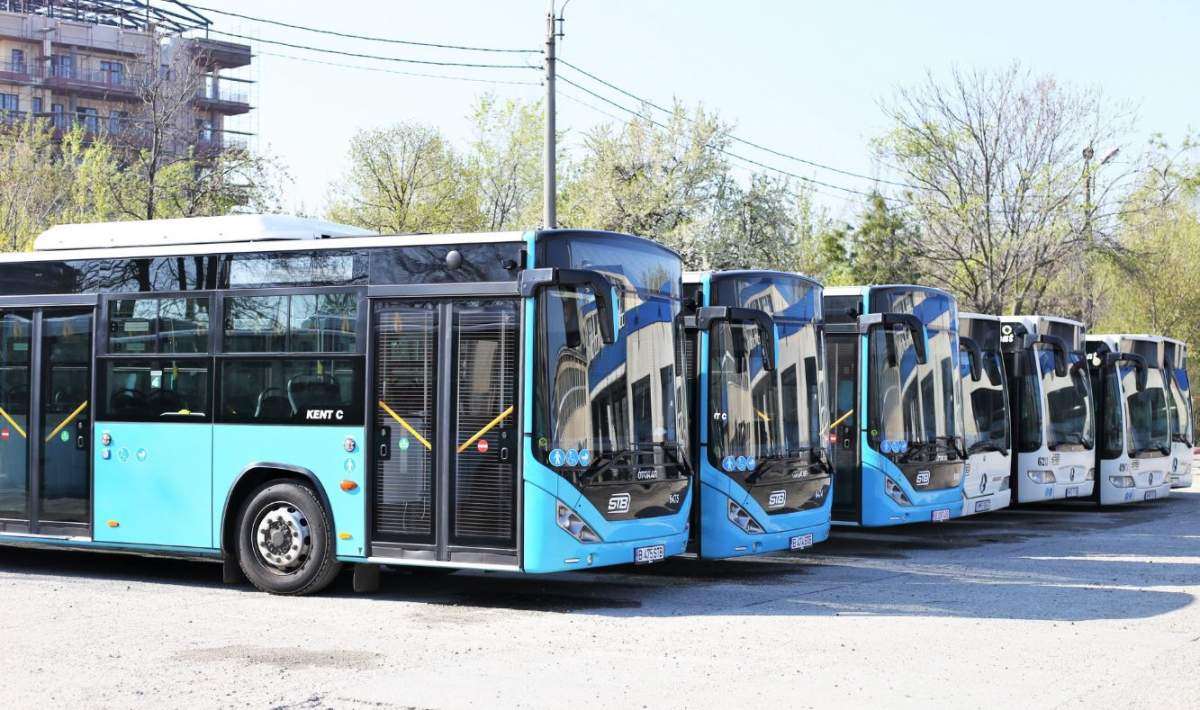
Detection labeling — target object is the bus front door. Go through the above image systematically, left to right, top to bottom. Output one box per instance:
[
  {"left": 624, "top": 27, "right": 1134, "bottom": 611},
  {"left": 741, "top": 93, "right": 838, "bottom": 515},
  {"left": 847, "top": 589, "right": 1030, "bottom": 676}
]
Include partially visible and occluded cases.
[
  {"left": 370, "top": 299, "right": 520, "bottom": 566},
  {"left": 0, "top": 307, "right": 93, "bottom": 537},
  {"left": 826, "top": 332, "right": 861, "bottom": 524}
]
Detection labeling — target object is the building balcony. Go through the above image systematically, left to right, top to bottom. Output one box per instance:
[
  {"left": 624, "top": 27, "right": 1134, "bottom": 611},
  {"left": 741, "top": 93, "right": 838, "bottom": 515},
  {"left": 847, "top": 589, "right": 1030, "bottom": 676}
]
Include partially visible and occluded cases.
[
  {"left": 0, "top": 60, "right": 35, "bottom": 83},
  {"left": 43, "top": 65, "right": 146, "bottom": 101},
  {"left": 193, "top": 84, "right": 251, "bottom": 115}
]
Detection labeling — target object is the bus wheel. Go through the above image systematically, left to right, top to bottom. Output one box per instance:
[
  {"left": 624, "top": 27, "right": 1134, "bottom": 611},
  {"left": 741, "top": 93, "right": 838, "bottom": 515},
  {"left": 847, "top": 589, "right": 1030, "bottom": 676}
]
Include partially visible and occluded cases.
[{"left": 237, "top": 480, "right": 342, "bottom": 595}]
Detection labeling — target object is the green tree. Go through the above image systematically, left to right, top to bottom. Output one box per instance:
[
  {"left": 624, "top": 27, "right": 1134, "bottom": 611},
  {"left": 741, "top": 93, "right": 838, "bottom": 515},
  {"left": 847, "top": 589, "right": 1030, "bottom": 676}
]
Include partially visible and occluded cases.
[
  {"left": 467, "top": 95, "right": 543, "bottom": 231},
  {"left": 559, "top": 102, "right": 729, "bottom": 266},
  {"left": 327, "top": 122, "right": 479, "bottom": 233},
  {"left": 847, "top": 192, "right": 921, "bottom": 284}
]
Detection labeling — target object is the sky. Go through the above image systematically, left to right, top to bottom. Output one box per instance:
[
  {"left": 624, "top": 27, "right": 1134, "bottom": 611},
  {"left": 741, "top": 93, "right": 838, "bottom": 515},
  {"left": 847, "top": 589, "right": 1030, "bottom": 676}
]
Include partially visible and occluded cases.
[{"left": 188, "top": 0, "right": 1200, "bottom": 220}]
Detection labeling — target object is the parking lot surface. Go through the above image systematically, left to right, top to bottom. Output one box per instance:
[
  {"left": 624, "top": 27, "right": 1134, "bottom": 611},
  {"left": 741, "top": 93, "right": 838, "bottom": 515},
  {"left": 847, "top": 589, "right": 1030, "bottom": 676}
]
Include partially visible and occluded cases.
[{"left": 2, "top": 482, "right": 1198, "bottom": 709}]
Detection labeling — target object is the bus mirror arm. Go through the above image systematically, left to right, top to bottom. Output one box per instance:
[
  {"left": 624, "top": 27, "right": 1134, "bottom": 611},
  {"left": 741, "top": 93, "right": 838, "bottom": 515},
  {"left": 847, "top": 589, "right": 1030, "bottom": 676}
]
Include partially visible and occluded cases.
[
  {"left": 519, "top": 267, "right": 618, "bottom": 344},
  {"left": 693, "top": 307, "right": 777, "bottom": 371},
  {"left": 857, "top": 312, "right": 928, "bottom": 364},
  {"left": 1035, "top": 334, "right": 1070, "bottom": 377},
  {"left": 959, "top": 336, "right": 983, "bottom": 382},
  {"left": 1114, "top": 352, "right": 1149, "bottom": 392}
]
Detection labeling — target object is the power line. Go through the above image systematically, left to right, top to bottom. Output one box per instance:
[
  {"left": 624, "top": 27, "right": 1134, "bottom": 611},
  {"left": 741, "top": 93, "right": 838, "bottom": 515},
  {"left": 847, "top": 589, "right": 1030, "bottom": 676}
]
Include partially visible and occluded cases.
[
  {"left": 187, "top": 3, "right": 537, "bottom": 54},
  {"left": 206, "top": 28, "right": 540, "bottom": 70},
  {"left": 258, "top": 51, "right": 541, "bottom": 87},
  {"left": 558, "top": 58, "right": 924, "bottom": 192},
  {"left": 557, "top": 72, "right": 894, "bottom": 202}
]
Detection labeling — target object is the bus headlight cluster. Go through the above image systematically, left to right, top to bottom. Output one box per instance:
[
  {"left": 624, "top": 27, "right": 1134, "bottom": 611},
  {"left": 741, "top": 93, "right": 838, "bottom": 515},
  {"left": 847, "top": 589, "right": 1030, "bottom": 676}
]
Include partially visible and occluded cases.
[
  {"left": 1086, "top": 468, "right": 1096, "bottom": 481},
  {"left": 1027, "top": 470, "right": 1056, "bottom": 484},
  {"left": 999, "top": 475, "right": 1011, "bottom": 491},
  {"left": 1108, "top": 475, "right": 1136, "bottom": 489},
  {"left": 884, "top": 477, "right": 912, "bottom": 506},
  {"left": 727, "top": 499, "right": 765, "bottom": 534},
  {"left": 556, "top": 501, "right": 601, "bottom": 543}
]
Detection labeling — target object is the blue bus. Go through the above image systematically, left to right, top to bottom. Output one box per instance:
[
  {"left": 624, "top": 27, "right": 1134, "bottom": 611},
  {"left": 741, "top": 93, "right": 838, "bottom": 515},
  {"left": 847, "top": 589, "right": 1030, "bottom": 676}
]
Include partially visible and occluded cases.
[
  {"left": 0, "top": 216, "right": 693, "bottom": 595},
  {"left": 681, "top": 271, "right": 831, "bottom": 558},
  {"left": 822, "top": 285, "right": 965, "bottom": 526}
]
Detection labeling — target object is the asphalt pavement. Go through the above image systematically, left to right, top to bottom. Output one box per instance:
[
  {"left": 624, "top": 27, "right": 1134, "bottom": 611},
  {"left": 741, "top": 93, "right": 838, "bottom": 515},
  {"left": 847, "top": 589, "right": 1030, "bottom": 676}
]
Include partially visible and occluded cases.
[{"left": 1, "top": 481, "right": 1198, "bottom": 709}]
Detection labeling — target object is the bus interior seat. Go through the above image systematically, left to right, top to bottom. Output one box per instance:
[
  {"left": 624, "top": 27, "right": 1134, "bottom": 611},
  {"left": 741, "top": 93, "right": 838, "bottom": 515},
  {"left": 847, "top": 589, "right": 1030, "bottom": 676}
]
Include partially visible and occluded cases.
[
  {"left": 287, "top": 374, "right": 340, "bottom": 412},
  {"left": 255, "top": 388, "right": 294, "bottom": 419}
]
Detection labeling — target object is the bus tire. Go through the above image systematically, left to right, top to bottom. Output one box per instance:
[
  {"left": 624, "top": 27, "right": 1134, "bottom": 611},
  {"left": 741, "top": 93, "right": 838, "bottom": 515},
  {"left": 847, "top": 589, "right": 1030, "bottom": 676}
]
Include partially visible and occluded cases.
[{"left": 237, "top": 480, "right": 342, "bottom": 596}]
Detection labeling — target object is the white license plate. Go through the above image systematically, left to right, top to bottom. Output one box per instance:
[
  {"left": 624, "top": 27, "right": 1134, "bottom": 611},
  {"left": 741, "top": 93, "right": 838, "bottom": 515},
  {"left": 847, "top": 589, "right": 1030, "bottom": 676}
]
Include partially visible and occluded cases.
[
  {"left": 1065, "top": 486, "right": 1079, "bottom": 497},
  {"left": 1144, "top": 490, "right": 1157, "bottom": 501},
  {"left": 974, "top": 500, "right": 991, "bottom": 513},
  {"left": 932, "top": 508, "right": 951, "bottom": 522},
  {"left": 789, "top": 533, "right": 814, "bottom": 551},
  {"left": 634, "top": 544, "right": 665, "bottom": 564}
]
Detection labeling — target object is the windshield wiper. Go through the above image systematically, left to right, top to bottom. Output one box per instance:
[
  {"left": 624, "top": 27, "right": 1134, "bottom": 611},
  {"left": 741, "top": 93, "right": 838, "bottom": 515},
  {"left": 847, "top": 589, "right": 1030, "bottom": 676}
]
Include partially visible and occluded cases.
[{"left": 967, "top": 441, "right": 1007, "bottom": 455}]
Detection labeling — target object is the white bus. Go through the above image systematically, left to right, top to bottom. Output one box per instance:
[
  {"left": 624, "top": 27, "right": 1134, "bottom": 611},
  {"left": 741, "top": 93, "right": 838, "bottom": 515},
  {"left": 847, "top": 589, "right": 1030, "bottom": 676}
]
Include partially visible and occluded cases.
[
  {"left": 958, "top": 313, "right": 1011, "bottom": 515},
  {"left": 1000, "top": 316, "right": 1095, "bottom": 503},
  {"left": 1085, "top": 334, "right": 1174, "bottom": 504},
  {"left": 1162, "top": 338, "right": 1194, "bottom": 488}
]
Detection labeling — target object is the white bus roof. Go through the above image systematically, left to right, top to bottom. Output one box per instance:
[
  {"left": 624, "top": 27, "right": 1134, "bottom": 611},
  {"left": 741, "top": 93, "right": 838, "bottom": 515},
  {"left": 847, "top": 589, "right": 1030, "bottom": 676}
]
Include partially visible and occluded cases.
[{"left": 33, "top": 215, "right": 378, "bottom": 251}]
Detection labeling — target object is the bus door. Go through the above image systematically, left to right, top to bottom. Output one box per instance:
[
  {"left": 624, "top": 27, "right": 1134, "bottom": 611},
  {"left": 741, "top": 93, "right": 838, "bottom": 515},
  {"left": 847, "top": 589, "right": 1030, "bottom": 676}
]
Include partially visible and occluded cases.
[
  {"left": 369, "top": 299, "right": 520, "bottom": 563},
  {"left": 0, "top": 307, "right": 93, "bottom": 536},
  {"left": 826, "top": 331, "right": 861, "bottom": 523}
]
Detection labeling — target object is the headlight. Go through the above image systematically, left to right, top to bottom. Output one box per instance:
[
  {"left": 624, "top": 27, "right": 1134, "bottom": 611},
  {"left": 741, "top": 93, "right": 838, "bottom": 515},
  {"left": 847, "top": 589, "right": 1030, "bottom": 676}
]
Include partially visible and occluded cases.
[
  {"left": 1086, "top": 468, "right": 1096, "bottom": 481},
  {"left": 1027, "top": 470, "right": 1056, "bottom": 484},
  {"left": 999, "top": 475, "right": 1010, "bottom": 491},
  {"left": 1108, "top": 475, "right": 1136, "bottom": 489},
  {"left": 884, "top": 477, "right": 912, "bottom": 506},
  {"left": 727, "top": 499, "right": 764, "bottom": 534},
  {"left": 556, "top": 501, "right": 601, "bottom": 543}
]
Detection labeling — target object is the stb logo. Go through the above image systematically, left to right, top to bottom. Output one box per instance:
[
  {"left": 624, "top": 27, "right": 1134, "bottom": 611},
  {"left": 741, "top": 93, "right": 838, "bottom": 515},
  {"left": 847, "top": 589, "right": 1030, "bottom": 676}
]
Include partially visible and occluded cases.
[
  {"left": 915, "top": 470, "right": 931, "bottom": 486},
  {"left": 767, "top": 490, "right": 787, "bottom": 509},
  {"left": 607, "top": 493, "right": 631, "bottom": 514}
]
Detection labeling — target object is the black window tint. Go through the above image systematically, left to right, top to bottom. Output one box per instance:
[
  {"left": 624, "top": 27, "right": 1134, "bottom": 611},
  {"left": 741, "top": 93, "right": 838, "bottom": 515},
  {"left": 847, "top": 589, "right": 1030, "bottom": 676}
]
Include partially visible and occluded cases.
[
  {"left": 290, "top": 293, "right": 358, "bottom": 353},
  {"left": 224, "top": 296, "right": 286, "bottom": 352},
  {"left": 109, "top": 298, "right": 157, "bottom": 353},
  {"left": 219, "top": 358, "right": 363, "bottom": 425},
  {"left": 102, "top": 359, "right": 211, "bottom": 421}
]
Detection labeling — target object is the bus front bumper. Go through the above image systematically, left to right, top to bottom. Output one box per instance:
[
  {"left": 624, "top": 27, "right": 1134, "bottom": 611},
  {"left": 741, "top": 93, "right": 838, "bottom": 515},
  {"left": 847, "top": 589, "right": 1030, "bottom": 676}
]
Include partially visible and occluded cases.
[
  {"left": 1099, "top": 471, "right": 1172, "bottom": 506},
  {"left": 959, "top": 488, "right": 1012, "bottom": 516}
]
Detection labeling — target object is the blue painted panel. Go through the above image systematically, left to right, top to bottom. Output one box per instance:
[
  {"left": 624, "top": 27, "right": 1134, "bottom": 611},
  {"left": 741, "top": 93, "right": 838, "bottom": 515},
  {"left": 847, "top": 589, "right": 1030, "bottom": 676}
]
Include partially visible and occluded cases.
[
  {"left": 93, "top": 421, "right": 213, "bottom": 549},
  {"left": 212, "top": 424, "right": 367, "bottom": 559}
]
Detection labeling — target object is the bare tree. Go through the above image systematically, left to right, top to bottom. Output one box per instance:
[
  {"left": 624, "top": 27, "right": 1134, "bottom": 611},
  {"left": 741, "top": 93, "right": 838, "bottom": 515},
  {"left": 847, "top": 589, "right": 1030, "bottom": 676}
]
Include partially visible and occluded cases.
[{"left": 877, "top": 64, "right": 1147, "bottom": 315}]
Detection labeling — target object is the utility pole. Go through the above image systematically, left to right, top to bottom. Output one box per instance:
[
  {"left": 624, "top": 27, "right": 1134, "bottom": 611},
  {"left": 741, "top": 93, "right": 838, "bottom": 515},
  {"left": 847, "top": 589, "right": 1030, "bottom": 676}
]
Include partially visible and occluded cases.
[{"left": 543, "top": 1, "right": 559, "bottom": 229}]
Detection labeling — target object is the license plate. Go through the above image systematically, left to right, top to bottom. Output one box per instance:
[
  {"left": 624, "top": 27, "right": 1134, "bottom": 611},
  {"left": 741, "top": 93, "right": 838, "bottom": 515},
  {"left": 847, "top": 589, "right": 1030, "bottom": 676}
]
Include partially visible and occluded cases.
[
  {"left": 1065, "top": 486, "right": 1079, "bottom": 497},
  {"left": 1144, "top": 490, "right": 1157, "bottom": 501},
  {"left": 974, "top": 500, "right": 991, "bottom": 513},
  {"left": 932, "top": 508, "right": 951, "bottom": 522},
  {"left": 789, "top": 533, "right": 814, "bottom": 551},
  {"left": 634, "top": 544, "right": 665, "bottom": 564}
]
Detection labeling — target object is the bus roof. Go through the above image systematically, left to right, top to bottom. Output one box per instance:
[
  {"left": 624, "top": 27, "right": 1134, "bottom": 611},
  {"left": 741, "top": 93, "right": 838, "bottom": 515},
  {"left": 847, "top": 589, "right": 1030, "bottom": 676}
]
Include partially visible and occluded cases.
[{"left": 32, "top": 215, "right": 378, "bottom": 252}]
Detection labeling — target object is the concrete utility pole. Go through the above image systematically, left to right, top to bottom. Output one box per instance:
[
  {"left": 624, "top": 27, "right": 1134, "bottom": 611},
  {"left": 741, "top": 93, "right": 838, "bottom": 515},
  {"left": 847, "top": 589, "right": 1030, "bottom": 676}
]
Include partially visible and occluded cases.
[{"left": 543, "top": 2, "right": 558, "bottom": 229}]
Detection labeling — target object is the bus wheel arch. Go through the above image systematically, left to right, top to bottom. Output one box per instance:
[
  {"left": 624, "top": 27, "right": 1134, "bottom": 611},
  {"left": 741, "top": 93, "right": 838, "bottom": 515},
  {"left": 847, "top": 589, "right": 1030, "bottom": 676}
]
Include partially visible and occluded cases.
[{"left": 222, "top": 464, "right": 342, "bottom": 595}]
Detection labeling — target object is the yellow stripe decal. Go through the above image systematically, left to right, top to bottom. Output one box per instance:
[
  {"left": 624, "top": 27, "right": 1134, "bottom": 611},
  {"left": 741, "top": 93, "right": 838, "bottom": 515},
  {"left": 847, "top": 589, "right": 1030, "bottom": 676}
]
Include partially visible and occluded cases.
[
  {"left": 378, "top": 400, "right": 432, "bottom": 451},
  {"left": 44, "top": 401, "right": 89, "bottom": 443},
  {"left": 0, "top": 406, "right": 28, "bottom": 439},
  {"left": 458, "top": 406, "right": 514, "bottom": 454}
]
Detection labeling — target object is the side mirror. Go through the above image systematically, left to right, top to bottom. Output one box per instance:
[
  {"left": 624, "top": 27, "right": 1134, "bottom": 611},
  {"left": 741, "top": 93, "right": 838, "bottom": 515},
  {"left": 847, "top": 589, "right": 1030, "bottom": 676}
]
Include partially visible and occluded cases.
[
  {"left": 520, "top": 267, "right": 618, "bottom": 344},
  {"left": 692, "top": 306, "right": 778, "bottom": 371},
  {"left": 858, "top": 312, "right": 929, "bottom": 364},
  {"left": 1036, "top": 334, "right": 1069, "bottom": 377},
  {"left": 959, "top": 336, "right": 983, "bottom": 382},
  {"left": 1117, "top": 353, "right": 1149, "bottom": 392}
]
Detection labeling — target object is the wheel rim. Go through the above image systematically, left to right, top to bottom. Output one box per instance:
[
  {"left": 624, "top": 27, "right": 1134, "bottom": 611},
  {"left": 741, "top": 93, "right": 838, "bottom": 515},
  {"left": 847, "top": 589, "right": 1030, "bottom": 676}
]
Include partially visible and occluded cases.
[{"left": 253, "top": 501, "right": 312, "bottom": 575}]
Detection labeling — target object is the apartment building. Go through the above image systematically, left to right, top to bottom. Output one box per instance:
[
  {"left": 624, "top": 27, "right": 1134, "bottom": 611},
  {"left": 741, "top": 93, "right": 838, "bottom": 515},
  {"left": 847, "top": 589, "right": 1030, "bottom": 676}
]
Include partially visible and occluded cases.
[{"left": 0, "top": 0, "right": 251, "bottom": 152}]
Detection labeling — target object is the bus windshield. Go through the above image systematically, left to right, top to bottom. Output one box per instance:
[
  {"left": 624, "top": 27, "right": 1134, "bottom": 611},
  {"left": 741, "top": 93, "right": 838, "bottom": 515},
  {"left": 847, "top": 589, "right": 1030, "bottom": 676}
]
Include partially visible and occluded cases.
[
  {"left": 535, "top": 237, "right": 688, "bottom": 466},
  {"left": 707, "top": 278, "right": 824, "bottom": 466},
  {"left": 869, "top": 325, "right": 961, "bottom": 458},
  {"left": 962, "top": 350, "right": 1009, "bottom": 455},
  {"left": 1039, "top": 350, "right": 1094, "bottom": 451},
  {"left": 1125, "top": 365, "right": 1171, "bottom": 456},
  {"left": 1167, "top": 367, "right": 1194, "bottom": 446}
]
